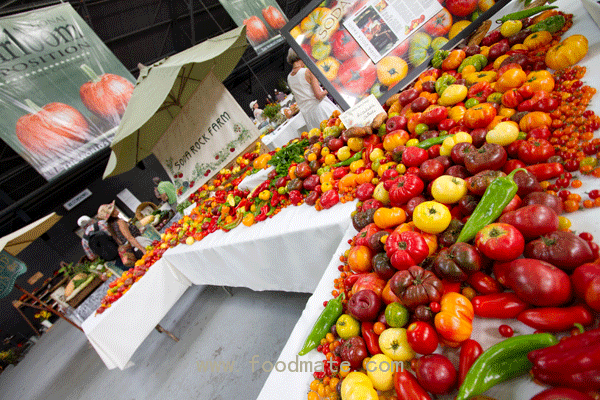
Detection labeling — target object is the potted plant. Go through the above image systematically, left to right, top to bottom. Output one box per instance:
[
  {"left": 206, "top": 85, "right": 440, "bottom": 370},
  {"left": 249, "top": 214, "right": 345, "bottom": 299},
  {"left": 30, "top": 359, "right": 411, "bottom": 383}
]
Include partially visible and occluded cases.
[
  {"left": 262, "top": 102, "right": 285, "bottom": 126},
  {"left": 35, "top": 310, "right": 53, "bottom": 328}
]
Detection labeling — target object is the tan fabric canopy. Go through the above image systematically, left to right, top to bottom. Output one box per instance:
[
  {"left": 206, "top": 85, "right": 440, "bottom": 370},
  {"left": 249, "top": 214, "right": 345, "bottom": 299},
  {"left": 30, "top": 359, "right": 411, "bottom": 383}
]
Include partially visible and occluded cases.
[
  {"left": 103, "top": 26, "right": 248, "bottom": 179},
  {"left": 0, "top": 212, "right": 62, "bottom": 256}
]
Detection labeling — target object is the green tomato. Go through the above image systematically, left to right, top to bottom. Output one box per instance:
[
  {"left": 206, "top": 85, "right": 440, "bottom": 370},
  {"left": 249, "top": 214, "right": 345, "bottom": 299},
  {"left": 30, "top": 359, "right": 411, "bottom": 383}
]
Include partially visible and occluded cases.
[
  {"left": 409, "top": 32, "right": 432, "bottom": 67},
  {"left": 431, "top": 36, "right": 448, "bottom": 52},
  {"left": 486, "top": 92, "right": 503, "bottom": 104},
  {"left": 464, "top": 98, "right": 480, "bottom": 109},
  {"left": 415, "top": 123, "right": 429, "bottom": 135},
  {"left": 277, "top": 187, "right": 287, "bottom": 195},
  {"left": 385, "top": 302, "right": 409, "bottom": 328},
  {"left": 336, "top": 314, "right": 360, "bottom": 339}
]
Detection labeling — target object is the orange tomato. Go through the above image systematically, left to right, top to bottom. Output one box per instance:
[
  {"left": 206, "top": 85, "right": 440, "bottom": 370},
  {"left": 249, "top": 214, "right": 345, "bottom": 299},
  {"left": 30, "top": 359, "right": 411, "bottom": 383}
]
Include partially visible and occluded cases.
[
  {"left": 519, "top": 111, "right": 552, "bottom": 132},
  {"left": 383, "top": 130, "right": 410, "bottom": 151},
  {"left": 356, "top": 169, "right": 375, "bottom": 184},
  {"left": 373, "top": 207, "right": 407, "bottom": 229},
  {"left": 347, "top": 245, "right": 373, "bottom": 273}
]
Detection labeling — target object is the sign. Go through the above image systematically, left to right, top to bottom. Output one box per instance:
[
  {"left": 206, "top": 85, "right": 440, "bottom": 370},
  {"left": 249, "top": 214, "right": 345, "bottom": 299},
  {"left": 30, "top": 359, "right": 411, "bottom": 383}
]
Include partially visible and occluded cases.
[
  {"left": 217, "top": 0, "right": 287, "bottom": 56},
  {"left": 0, "top": 4, "right": 136, "bottom": 180},
  {"left": 152, "top": 72, "right": 261, "bottom": 203},
  {"left": 339, "top": 94, "right": 386, "bottom": 128},
  {"left": 63, "top": 188, "right": 92, "bottom": 211},
  {"left": 116, "top": 188, "right": 141, "bottom": 215},
  {"left": 0, "top": 250, "right": 27, "bottom": 299},
  {"left": 27, "top": 271, "right": 43, "bottom": 285}
]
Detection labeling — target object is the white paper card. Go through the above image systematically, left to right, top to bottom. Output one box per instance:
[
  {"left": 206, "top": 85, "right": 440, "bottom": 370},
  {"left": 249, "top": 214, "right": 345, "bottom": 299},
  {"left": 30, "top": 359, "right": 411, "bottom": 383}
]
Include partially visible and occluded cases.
[{"left": 339, "top": 94, "right": 385, "bottom": 128}]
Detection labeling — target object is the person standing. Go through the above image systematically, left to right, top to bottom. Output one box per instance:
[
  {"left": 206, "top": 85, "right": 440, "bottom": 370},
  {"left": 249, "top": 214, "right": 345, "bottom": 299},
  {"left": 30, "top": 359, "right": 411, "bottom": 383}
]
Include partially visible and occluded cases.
[
  {"left": 286, "top": 48, "right": 340, "bottom": 131},
  {"left": 274, "top": 89, "right": 286, "bottom": 102},
  {"left": 250, "top": 100, "right": 265, "bottom": 123},
  {"left": 153, "top": 177, "right": 178, "bottom": 211},
  {"left": 98, "top": 202, "right": 147, "bottom": 259},
  {"left": 78, "top": 215, "right": 117, "bottom": 261}
]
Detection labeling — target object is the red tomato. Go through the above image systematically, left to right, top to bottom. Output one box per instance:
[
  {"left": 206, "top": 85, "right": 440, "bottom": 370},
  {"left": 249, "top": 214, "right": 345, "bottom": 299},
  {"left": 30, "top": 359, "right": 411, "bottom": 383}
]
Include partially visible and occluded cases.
[
  {"left": 445, "top": 0, "right": 478, "bottom": 17},
  {"left": 262, "top": 6, "right": 286, "bottom": 29},
  {"left": 243, "top": 16, "right": 269, "bottom": 44},
  {"left": 331, "top": 30, "right": 359, "bottom": 61},
  {"left": 337, "top": 57, "right": 377, "bottom": 94},
  {"left": 517, "top": 138, "right": 555, "bottom": 165},
  {"left": 475, "top": 223, "right": 525, "bottom": 262},
  {"left": 585, "top": 276, "right": 600, "bottom": 312},
  {"left": 406, "top": 321, "right": 439, "bottom": 355},
  {"left": 498, "top": 324, "right": 514, "bottom": 337},
  {"left": 415, "top": 354, "right": 457, "bottom": 395}
]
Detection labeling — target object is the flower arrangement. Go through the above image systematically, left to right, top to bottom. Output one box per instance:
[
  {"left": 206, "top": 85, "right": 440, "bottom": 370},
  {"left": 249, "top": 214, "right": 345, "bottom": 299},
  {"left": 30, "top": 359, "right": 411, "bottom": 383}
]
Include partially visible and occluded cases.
[
  {"left": 262, "top": 102, "right": 282, "bottom": 120},
  {"left": 35, "top": 310, "right": 51, "bottom": 321},
  {"left": 0, "top": 349, "right": 18, "bottom": 364}
]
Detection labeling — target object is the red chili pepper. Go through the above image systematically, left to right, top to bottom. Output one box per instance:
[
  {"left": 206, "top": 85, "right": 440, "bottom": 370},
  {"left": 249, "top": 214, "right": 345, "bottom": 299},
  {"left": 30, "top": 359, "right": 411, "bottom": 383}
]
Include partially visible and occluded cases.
[
  {"left": 526, "top": 162, "right": 565, "bottom": 181},
  {"left": 250, "top": 180, "right": 271, "bottom": 199},
  {"left": 270, "top": 192, "right": 280, "bottom": 207},
  {"left": 235, "top": 198, "right": 248, "bottom": 211},
  {"left": 466, "top": 271, "right": 502, "bottom": 294},
  {"left": 472, "top": 293, "right": 529, "bottom": 319},
  {"left": 517, "top": 305, "right": 593, "bottom": 332},
  {"left": 361, "top": 322, "right": 382, "bottom": 356},
  {"left": 529, "top": 328, "right": 600, "bottom": 362},
  {"left": 458, "top": 339, "right": 483, "bottom": 386},
  {"left": 532, "top": 341, "right": 600, "bottom": 374},
  {"left": 532, "top": 366, "right": 600, "bottom": 392},
  {"left": 393, "top": 369, "right": 432, "bottom": 400}
]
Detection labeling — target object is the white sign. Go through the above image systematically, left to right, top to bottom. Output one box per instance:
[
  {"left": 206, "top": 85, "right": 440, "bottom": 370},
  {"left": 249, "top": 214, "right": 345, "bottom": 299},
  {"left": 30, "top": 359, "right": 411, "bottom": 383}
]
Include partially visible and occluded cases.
[
  {"left": 152, "top": 72, "right": 261, "bottom": 203},
  {"left": 339, "top": 94, "right": 386, "bottom": 128},
  {"left": 63, "top": 188, "right": 92, "bottom": 211},
  {"left": 116, "top": 189, "right": 141, "bottom": 215}
]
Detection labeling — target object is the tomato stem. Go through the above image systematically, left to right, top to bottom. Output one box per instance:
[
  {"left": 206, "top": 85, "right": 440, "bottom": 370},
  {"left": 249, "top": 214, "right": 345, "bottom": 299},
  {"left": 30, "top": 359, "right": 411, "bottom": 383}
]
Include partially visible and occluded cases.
[
  {"left": 80, "top": 64, "right": 101, "bottom": 83},
  {"left": 24, "top": 99, "right": 43, "bottom": 114}
]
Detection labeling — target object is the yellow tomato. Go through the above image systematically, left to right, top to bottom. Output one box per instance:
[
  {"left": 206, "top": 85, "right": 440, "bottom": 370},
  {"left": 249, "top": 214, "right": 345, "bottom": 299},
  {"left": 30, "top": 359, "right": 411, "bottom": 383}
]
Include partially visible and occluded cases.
[
  {"left": 449, "top": 20, "right": 471, "bottom": 40},
  {"left": 438, "top": 84, "right": 468, "bottom": 106},
  {"left": 448, "top": 105, "right": 467, "bottom": 122},
  {"left": 486, "top": 121, "right": 520, "bottom": 146},
  {"left": 383, "top": 130, "right": 409, "bottom": 152},
  {"left": 348, "top": 137, "right": 364, "bottom": 152},
  {"left": 406, "top": 138, "right": 419, "bottom": 147},
  {"left": 337, "top": 146, "right": 351, "bottom": 161},
  {"left": 321, "top": 147, "right": 330, "bottom": 156},
  {"left": 370, "top": 147, "right": 384, "bottom": 162},
  {"left": 307, "top": 152, "right": 317, "bottom": 162},
  {"left": 324, "top": 153, "right": 337, "bottom": 165},
  {"left": 350, "top": 159, "right": 365, "bottom": 173},
  {"left": 378, "top": 162, "right": 396, "bottom": 177},
  {"left": 396, "top": 164, "right": 406, "bottom": 174},
  {"left": 320, "top": 171, "right": 334, "bottom": 184},
  {"left": 431, "top": 175, "right": 467, "bottom": 204},
  {"left": 321, "top": 181, "right": 333, "bottom": 192},
  {"left": 413, "top": 201, "right": 452, "bottom": 234},
  {"left": 242, "top": 213, "right": 254, "bottom": 226},
  {"left": 366, "top": 354, "right": 395, "bottom": 391},
  {"left": 341, "top": 372, "right": 377, "bottom": 400}
]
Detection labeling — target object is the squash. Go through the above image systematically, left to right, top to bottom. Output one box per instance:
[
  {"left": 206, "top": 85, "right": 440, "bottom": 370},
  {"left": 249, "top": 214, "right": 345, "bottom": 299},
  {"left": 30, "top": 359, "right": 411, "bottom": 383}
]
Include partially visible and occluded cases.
[{"left": 545, "top": 35, "right": 588, "bottom": 71}]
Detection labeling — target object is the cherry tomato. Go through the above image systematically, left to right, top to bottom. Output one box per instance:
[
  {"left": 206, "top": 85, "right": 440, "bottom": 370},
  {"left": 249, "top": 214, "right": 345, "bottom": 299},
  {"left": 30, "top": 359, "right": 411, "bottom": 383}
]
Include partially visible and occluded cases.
[
  {"left": 588, "top": 189, "right": 600, "bottom": 199},
  {"left": 579, "top": 232, "right": 594, "bottom": 242},
  {"left": 429, "top": 301, "right": 441, "bottom": 313},
  {"left": 499, "top": 324, "right": 514, "bottom": 337}
]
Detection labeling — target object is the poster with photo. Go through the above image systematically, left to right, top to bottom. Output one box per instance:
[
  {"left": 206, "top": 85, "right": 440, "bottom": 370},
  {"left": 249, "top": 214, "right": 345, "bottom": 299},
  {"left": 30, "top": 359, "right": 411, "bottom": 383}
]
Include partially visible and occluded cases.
[
  {"left": 281, "top": 0, "right": 512, "bottom": 110},
  {"left": 344, "top": 0, "right": 442, "bottom": 63}
]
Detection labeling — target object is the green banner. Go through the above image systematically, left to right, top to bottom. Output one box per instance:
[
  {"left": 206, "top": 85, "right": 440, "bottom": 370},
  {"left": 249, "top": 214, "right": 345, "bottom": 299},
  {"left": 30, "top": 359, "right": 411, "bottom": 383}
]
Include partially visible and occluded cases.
[
  {"left": 0, "top": 4, "right": 135, "bottom": 180},
  {"left": 0, "top": 250, "right": 26, "bottom": 299}
]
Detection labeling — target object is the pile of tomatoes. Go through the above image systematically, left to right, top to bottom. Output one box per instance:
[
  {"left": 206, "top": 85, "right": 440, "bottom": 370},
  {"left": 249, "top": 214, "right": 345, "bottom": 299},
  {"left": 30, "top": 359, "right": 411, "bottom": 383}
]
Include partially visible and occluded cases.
[{"left": 302, "top": 8, "right": 600, "bottom": 400}]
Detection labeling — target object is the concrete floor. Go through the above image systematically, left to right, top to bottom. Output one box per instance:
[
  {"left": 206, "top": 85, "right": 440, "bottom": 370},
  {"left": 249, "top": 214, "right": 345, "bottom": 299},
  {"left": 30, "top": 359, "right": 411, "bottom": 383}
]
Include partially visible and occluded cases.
[{"left": 0, "top": 285, "right": 310, "bottom": 400}]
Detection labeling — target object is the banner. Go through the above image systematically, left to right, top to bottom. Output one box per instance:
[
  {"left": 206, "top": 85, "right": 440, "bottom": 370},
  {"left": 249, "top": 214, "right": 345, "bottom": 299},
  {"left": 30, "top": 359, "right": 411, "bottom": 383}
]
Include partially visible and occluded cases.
[
  {"left": 218, "top": 0, "right": 287, "bottom": 55},
  {"left": 0, "top": 4, "right": 136, "bottom": 180},
  {"left": 152, "top": 72, "right": 261, "bottom": 203}
]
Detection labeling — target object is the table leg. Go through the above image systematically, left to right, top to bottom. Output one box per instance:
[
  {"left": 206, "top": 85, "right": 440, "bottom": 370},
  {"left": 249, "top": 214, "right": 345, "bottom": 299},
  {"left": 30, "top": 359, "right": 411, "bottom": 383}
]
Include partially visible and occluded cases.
[
  {"left": 14, "top": 284, "right": 83, "bottom": 332},
  {"left": 221, "top": 286, "right": 234, "bottom": 296},
  {"left": 13, "top": 303, "right": 40, "bottom": 336},
  {"left": 155, "top": 324, "right": 179, "bottom": 342}
]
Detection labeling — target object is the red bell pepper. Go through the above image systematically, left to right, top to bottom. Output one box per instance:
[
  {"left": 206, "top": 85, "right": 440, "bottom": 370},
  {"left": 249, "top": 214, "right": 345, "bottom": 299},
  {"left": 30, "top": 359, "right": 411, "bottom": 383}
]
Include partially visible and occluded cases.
[
  {"left": 472, "top": 293, "right": 529, "bottom": 319},
  {"left": 517, "top": 305, "right": 593, "bottom": 332},
  {"left": 361, "top": 322, "right": 382, "bottom": 356},
  {"left": 458, "top": 339, "right": 483, "bottom": 386}
]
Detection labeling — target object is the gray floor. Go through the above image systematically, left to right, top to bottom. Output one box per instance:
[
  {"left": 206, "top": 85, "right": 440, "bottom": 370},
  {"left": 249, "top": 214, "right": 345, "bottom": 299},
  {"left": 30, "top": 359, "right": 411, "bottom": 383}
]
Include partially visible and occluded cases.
[{"left": 0, "top": 285, "right": 310, "bottom": 400}]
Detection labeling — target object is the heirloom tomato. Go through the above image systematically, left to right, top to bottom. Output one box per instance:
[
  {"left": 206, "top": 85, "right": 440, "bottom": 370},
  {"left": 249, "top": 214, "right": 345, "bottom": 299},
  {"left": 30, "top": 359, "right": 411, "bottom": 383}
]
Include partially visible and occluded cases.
[
  {"left": 262, "top": 6, "right": 286, "bottom": 29},
  {"left": 425, "top": 8, "right": 453, "bottom": 36},
  {"left": 243, "top": 16, "right": 269, "bottom": 44},
  {"left": 331, "top": 29, "right": 359, "bottom": 61},
  {"left": 545, "top": 34, "right": 588, "bottom": 71},
  {"left": 377, "top": 56, "right": 408, "bottom": 87},
  {"left": 338, "top": 57, "right": 377, "bottom": 94},
  {"left": 463, "top": 103, "right": 496, "bottom": 129},
  {"left": 431, "top": 175, "right": 467, "bottom": 204},
  {"left": 413, "top": 201, "right": 451, "bottom": 234},
  {"left": 475, "top": 223, "right": 524, "bottom": 262},
  {"left": 389, "top": 266, "right": 444, "bottom": 309},
  {"left": 406, "top": 321, "right": 439, "bottom": 355}
]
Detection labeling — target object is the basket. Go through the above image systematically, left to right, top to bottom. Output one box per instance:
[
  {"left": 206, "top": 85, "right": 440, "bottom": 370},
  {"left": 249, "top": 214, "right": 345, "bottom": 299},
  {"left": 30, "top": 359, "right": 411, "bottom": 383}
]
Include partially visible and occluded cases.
[
  {"left": 135, "top": 202, "right": 158, "bottom": 221},
  {"left": 67, "top": 276, "right": 103, "bottom": 308}
]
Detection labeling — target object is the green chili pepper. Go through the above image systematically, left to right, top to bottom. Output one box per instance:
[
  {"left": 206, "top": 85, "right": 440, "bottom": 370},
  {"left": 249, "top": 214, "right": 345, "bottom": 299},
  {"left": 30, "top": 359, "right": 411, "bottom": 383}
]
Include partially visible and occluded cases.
[
  {"left": 495, "top": 5, "right": 558, "bottom": 24},
  {"left": 530, "top": 14, "right": 565, "bottom": 33},
  {"left": 431, "top": 50, "right": 449, "bottom": 69},
  {"left": 457, "top": 54, "right": 488, "bottom": 73},
  {"left": 435, "top": 75, "right": 456, "bottom": 96},
  {"left": 415, "top": 134, "right": 451, "bottom": 149},
  {"left": 332, "top": 151, "right": 362, "bottom": 167},
  {"left": 456, "top": 168, "right": 526, "bottom": 243},
  {"left": 298, "top": 293, "right": 345, "bottom": 356},
  {"left": 457, "top": 333, "right": 558, "bottom": 400}
]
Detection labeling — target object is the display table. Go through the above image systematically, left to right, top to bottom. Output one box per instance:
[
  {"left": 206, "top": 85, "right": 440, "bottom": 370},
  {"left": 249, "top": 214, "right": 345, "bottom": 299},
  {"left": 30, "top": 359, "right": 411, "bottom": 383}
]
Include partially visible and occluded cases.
[
  {"left": 259, "top": 1, "right": 600, "bottom": 398},
  {"left": 261, "top": 113, "right": 307, "bottom": 151},
  {"left": 163, "top": 200, "right": 357, "bottom": 293},
  {"left": 81, "top": 258, "right": 191, "bottom": 370}
]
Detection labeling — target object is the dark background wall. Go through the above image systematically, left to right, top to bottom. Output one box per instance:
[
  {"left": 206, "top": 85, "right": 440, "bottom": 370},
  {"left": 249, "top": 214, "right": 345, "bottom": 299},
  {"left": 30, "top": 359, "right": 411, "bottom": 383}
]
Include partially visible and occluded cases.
[{"left": 0, "top": 0, "right": 305, "bottom": 341}]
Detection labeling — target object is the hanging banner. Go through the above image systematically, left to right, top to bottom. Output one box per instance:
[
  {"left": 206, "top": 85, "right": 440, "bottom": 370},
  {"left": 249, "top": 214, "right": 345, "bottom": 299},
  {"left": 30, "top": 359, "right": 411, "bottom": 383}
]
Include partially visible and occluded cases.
[
  {"left": 217, "top": 0, "right": 287, "bottom": 55},
  {"left": 0, "top": 4, "right": 136, "bottom": 181},
  {"left": 152, "top": 72, "right": 261, "bottom": 203}
]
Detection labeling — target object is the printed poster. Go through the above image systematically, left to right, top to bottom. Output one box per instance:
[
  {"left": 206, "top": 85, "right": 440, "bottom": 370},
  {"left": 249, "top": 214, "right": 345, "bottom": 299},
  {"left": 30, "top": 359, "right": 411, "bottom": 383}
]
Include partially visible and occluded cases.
[
  {"left": 218, "top": 0, "right": 287, "bottom": 56},
  {"left": 344, "top": 0, "right": 443, "bottom": 63},
  {"left": 0, "top": 4, "right": 135, "bottom": 180},
  {"left": 152, "top": 72, "right": 261, "bottom": 203}
]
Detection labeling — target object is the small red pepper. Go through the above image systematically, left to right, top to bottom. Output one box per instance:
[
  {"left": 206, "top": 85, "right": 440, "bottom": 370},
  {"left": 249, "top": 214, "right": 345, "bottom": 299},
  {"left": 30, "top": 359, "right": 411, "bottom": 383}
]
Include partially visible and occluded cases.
[
  {"left": 526, "top": 162, "right": 564, "bottom": 181},
  {"left": 250, "top": 180, "right": 271, "bottom": 199},
  {"left": 466, "top": 271, "right": 502, "bottom": 294},
  {"left": 472, "top": 293, "right": 529, "bottom": 319},
  {"left": 517, "top": 305, "right": 593, "bottom": 332},
  {"left": 361, "top": 322, "right": 382, "bottom": 356},
  {"left": 458, "top": 339, "right": 483, "bottom": 386},
  {"left": 394, "top": 369, "right": 432, "bottom": 400}
]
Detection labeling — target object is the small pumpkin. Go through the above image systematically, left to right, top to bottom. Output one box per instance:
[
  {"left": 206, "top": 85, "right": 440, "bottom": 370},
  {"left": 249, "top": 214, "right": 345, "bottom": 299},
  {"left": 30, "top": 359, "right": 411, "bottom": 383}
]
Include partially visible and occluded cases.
[{"left": 545, "top": 35, "right": 588, "bottom": 71}]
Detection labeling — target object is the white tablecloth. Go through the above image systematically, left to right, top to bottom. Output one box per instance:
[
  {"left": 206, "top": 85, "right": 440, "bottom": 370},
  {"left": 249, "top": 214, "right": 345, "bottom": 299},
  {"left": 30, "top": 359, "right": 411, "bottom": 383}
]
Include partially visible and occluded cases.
[
  {"left": 259, "top": 0, "right": 600, "bottom": 398},
  {"left": 261, "top": 113, "right": 307, "bottom": 150},
  {"left": 163, "top": 200, "right": 357, "bottom": 293},
  {"left": 82, "top": 259, "right": 191, "bottom": 370}
]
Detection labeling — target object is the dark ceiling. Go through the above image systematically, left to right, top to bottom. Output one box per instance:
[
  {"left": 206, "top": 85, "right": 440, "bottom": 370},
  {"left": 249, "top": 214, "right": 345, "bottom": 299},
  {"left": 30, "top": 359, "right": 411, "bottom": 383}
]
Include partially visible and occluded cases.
[{"left": 0, "top": 0, "right": 304, "bottom": 236}]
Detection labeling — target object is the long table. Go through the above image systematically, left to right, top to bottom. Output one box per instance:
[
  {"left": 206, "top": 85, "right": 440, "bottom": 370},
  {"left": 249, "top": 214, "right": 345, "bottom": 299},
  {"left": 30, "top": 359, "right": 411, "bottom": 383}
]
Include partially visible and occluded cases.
[
  {"left": 261, "top": 113, "right": 307, "bottom": 151},
  {"left": 162, "top": 200, "right": 357, "bottom": 293},
  {"left": 81, "top": 259, "right": 191, "bottom": 370}
]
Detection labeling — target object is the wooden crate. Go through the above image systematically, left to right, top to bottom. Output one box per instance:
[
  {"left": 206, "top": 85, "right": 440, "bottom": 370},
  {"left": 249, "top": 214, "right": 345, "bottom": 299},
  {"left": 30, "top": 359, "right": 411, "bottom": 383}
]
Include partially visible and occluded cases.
[{"left": 67, "top": 276, "right": 104, "bottom": 308}]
